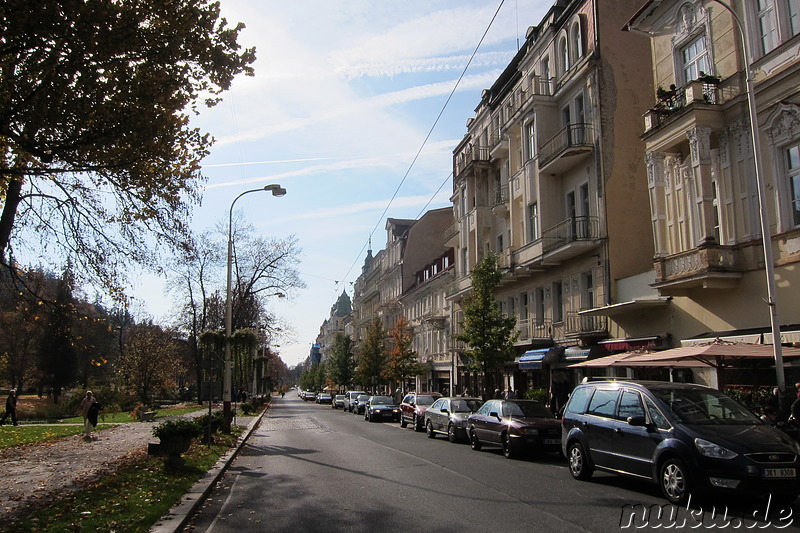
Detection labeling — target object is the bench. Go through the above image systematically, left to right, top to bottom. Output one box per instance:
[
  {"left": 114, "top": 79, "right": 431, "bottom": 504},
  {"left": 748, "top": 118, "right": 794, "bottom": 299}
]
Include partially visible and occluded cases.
[{"left": 139, "top": 410, "right": 157, "bottom": 422}]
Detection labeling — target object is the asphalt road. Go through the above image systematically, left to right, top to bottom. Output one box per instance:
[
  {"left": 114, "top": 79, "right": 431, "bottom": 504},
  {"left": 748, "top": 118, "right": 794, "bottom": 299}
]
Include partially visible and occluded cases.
[{"left": 185, "top": 395, "right": 800, "bottom": 533}]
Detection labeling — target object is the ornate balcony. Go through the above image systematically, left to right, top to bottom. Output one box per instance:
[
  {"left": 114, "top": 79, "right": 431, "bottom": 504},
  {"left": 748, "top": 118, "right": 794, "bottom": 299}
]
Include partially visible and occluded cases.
[
  {"left": 454, "top": 144, "right": 490, "bottom": 179},
  {"left": 541, "top": 216, "right": 602, "bottom": 263},
  {"left": 652, "top": 244, "right": 742, "bottom": 294},
  {"left": 565, "top": 311, "right": 608, "bottom": 340}
]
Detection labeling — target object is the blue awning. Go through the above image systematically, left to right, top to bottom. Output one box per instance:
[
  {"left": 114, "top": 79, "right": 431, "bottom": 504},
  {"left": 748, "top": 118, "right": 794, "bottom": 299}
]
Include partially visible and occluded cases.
[
  {"left": 564, "top": 347, "right": 590, "bottom": 361},
  {"left": 519, "top": 348, "right": 550, "bottom": 370}
]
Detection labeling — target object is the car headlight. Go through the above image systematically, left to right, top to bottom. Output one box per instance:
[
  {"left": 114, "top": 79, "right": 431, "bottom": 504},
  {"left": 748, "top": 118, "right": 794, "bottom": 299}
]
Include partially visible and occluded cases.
[{"left": 694, "top": 438, "right": 738, "bottom": 459}]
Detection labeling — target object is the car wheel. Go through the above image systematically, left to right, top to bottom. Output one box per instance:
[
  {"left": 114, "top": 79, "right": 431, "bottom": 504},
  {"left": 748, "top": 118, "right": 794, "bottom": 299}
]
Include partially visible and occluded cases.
[
  {"left": 413, "top": 414, "right": 422, "bottom": 432},
  {"left": 400, "top": 415, "right": 408, "bottom": 428},
  {"left": 426, "top": 421, "right": 436, "bottom": 439},
  {"left": 447, "top": 423, "right": 457, "bottom": 443},
  {"left": 469, "top": 428, "right": 482, "bottom": 451},
  {"left": 501, "top": 433, "right": 516, "bottom": 459},
  {"left": 568, "top": 441, "right": 593, "bottom": 481},
  {"left": 660, "top": 457, "right": 691, "bottom": 505}
]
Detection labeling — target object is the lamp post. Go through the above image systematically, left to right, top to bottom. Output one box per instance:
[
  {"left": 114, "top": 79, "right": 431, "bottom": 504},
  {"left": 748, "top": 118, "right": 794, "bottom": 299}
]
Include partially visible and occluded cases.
[
  {"left": 710, "top": 0, "right": 785, "bottom": 393},
  {"left": 224, "top": 183, "right": 286, "bottom": 432}
]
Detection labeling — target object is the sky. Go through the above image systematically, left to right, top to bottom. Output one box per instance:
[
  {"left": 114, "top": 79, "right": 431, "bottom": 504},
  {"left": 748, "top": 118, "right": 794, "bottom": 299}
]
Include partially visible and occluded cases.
[{"left": 134, "top": 0, "right": 552, "bottom": 367}]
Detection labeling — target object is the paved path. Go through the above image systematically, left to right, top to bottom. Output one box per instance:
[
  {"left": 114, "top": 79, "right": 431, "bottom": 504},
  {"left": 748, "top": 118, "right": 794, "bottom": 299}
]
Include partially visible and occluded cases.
[{"left": 0, "top": 411, "right": 254, "bottom": 520}]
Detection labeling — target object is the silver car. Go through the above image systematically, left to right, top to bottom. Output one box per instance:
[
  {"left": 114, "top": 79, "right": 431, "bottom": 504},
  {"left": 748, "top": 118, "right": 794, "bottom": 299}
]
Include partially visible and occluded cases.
[
  {"left": 344, "top": 390, "right": 366, "bottom": 412},
  {"left": 424, "top": 397, "right": 483, "bottom": 442}
]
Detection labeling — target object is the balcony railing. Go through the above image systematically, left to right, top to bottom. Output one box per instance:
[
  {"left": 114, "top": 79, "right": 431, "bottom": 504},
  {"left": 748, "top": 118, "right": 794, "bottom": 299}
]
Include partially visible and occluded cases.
[
  {"left": 642, "top": 76, "right": 741, "bottom": 132},
  {"left": 538, "top": 123, "right": 594, "bottom": 170},
  {"left": 455, "top": 144, "right": 490, "bottom": 177},
  {"left": 542, "top": 216, "right": 601, "bottom": 254},
  {"left": 654, "top": 245, "right": 738, "bottom": 285},
  {"left": 565, "top": 312, "right": 607, "bottom": 338},
  {"left": 516, "top": 318, "right": 554, "bottom": 341}
]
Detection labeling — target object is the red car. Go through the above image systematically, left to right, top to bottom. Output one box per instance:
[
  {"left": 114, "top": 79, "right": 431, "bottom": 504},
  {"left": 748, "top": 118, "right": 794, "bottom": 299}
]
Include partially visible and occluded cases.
[
  {"left": 399, "top": 392, "right": 442, "bottom": 431},
  {"left": 467, "top": 399, "right": 561, "bottom": 459}
]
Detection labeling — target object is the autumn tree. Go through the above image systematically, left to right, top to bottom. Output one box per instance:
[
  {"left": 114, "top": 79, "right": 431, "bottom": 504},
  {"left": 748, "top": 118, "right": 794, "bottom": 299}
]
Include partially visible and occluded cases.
[
  {"left": 0, "top": 0, "right": 255, "bottom": 299},
  {"left": 453, "top": 254, "right": 518, "bottom": 400},
  {"left": 382, "top": 317, "right": 424, "bottom": 394},
  {"left": 356, "top": 318, "right": 388, "bottom": 392},
  {"left": 118, "top": 322, "right": 188, "bottom": 405},
  {"left": 327, "top": 333, "right": 355, "bottom": 391}
]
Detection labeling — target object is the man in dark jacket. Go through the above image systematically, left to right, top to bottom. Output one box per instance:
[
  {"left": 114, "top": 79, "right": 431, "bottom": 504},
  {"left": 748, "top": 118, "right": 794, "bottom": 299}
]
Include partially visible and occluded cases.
[{"left": 0, "top": 389, "right": 18, "bottom": 426}]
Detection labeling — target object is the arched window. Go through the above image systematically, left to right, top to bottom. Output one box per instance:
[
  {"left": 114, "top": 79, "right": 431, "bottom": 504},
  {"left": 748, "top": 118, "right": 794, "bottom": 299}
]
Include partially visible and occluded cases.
[
  {"left": 571, "top": 20, "right": 583, "bottom": 62},
  {"left": 558, "top": 35, "right": 569, "bottom": 75}
]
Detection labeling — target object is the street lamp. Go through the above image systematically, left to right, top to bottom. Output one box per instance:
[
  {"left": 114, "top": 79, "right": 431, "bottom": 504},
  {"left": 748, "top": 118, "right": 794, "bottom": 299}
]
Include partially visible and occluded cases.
[
  {"left": 710, "top": 0, "right": 785, "bottom": 393},
  {"left": 224, "top": 183, "right": 286, "bottom": 432}
]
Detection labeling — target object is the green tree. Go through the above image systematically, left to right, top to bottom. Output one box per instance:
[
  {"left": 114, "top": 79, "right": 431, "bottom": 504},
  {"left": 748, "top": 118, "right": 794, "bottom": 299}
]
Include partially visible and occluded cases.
[
  {"left": 0, "top": 0, "right": 255, "bottom": 298},
  {"left": 453, "top": 254, "right": 518, "bottom": 400},
  {"left": 38, "top": 268, "right": 78, "bottom": 403},
  {"left": 381, "top": 316, "right": 424, "bottom": 393},
  {"left": 356, "top": 318, "right": 388, "bottom": 392},
  {"left": 327, "top": 333, "right": 355, "bottom": 391}
]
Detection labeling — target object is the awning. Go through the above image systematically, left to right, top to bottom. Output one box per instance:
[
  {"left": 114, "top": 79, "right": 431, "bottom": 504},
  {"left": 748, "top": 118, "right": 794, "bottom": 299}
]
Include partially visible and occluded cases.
[
  {"left": 578, "top": 298, "right": 670, "bottom": 317},
  {"left": 763, "top": 330, "right": 800, "bottom": 345},
  {"left": 682, "top": 333, "right": 762, "bottom": 346},
  {"left": 599, "top": 336, "right": 665, "bottom": 352},
  {"left": 562, "top": 345, "right": 609, "bottom": 362},
  {"left": 518, "top": 348, "right": 561, "bottom": 370}
]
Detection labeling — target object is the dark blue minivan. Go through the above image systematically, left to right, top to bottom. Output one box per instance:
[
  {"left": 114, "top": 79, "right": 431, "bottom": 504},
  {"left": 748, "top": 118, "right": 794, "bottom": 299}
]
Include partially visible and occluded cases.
[{"left": 562, "top": 380, "right": 800, "bottom": 504}]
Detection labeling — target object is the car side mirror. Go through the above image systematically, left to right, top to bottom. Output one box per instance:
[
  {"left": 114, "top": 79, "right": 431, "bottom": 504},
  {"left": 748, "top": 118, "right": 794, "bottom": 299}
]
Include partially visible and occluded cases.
[
  {"left": 441, "top": 408, "right": 449, "bottom": 414},
  {"left": 490, "top": 411, "right": 500, "bottom": 420},
  {"left": 627, "top": 415, "right": 648, "bottom": 427}
]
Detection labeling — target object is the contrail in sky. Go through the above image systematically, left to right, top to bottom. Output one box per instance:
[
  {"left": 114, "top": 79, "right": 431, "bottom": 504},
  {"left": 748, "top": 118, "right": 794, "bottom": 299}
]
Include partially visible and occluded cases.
[{"left": 203, "top": 157, "right": 333, "bottom": 167}]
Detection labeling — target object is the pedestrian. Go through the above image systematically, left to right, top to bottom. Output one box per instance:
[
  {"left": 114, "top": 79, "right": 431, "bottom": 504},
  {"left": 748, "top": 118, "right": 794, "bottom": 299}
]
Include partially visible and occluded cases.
[
  {"left": 0, "top": 389, "right": 18, "bottom": 426},
  {"left": 494, "top": 389, "right": 502, "bottom": 399},
  {"left": 80, "top": 391, "right": 97, "bottom": 439}
]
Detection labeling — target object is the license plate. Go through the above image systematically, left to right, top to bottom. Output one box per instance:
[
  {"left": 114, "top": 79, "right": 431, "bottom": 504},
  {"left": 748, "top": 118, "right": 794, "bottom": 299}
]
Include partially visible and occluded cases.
[
  {"left": 543, "top": 439, "right": 560, "bottom": 445},
  {"left": 764, "top": 468, "right": 796, "bottom": 479}
]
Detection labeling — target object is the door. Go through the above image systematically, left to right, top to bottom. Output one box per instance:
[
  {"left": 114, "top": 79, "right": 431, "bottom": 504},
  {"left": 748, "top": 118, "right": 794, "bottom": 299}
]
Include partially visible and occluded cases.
[
  {"left": 581, "top": 388, "right": 620, "bottom": 469},
  {"left": 611, "top": 389, "right": 662, "bottom": 479}
]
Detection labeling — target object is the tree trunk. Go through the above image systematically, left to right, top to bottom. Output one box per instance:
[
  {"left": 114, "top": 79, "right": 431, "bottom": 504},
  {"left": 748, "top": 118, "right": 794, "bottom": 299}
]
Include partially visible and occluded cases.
[{"left": 0, "top": 178, "right": 23, "bottom": 261}]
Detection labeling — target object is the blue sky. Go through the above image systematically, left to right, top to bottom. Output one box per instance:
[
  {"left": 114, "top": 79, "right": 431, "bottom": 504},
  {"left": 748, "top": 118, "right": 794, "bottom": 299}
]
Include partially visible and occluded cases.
[{"left": 135, "top": 0, "right": 552, "bottom": 367}]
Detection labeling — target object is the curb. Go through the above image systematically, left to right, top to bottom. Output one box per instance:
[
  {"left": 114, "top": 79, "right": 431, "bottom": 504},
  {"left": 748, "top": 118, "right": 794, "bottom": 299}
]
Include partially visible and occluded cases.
[{"left": 149, "top": 409, "right": 266, "bottom": 533}]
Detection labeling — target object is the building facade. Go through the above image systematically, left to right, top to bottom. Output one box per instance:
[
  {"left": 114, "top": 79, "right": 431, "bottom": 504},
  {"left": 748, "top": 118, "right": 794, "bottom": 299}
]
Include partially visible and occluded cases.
[{"left": 448, "top": 0, "right": 656, "bottom": 395}]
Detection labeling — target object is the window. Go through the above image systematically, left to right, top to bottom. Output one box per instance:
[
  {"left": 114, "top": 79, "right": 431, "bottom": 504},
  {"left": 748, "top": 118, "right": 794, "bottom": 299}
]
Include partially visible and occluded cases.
[
  {"left": 757, "top": 0, "right": 778, "bottom": 54},
  {"left": 790, "top": 0, "right": 800, "bottom": 35},
  {"left": 571, "top": 21, "right": 583, "bottom": 63},
  {"left": 681, "top": 34, "right": 710, "bottom": 83},
  {"left": 559, "top": 36, "right": 569, "bottom": 75},
  {"left": 541, "top": 57, "right": 551, "bottom": 95},
  {"left": 527, "top": 122, "right": 536, "bottom": 159},
  {"left": 788, "top": 143, "right": 800, "bottom": 227},
  {"left": 712, "top": 180, "right": 721, "bottom": 242},
  {"left": 529, "top": 202, "right": 539, "bottom": 241},
  {"left": 581, "top": 270, "right": 594, "bottom": 309},
  {"left": 534, "top": 287, "right": 545, "bottom": 326},
  {"left": 586, "top": 389, "right": 619, "bottom": 418},
  {"left": 617, "top": 390, "right": 645, "bottom": 420},
  {"left": 645, "top": 397, "right": 670, "bottom": 430}
]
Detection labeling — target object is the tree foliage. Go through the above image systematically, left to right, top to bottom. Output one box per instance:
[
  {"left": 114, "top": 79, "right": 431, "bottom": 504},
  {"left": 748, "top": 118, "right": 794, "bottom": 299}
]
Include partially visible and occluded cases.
[
  {"left": 0, "top": 0, "right": 256, "bottom": 299},
  {"left": 453, "top": 254, "right": 518, "bottom": 399},
  {"left": 37, "top": 268, "right": 78, "bottom": 402},
  {"left": 381, "top": 316, "right": 424, "bottom": 391},
  {"left": 356, "top": 318, "right": 388, "bottom": 391},
  {"left": 327, "top": 332, "right": 355, "bottom": 390}
]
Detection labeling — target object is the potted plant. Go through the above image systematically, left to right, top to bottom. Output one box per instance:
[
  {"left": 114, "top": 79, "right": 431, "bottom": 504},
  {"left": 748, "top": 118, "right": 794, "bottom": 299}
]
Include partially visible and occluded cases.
[{"left": 152, "top": 418, "right": 202, "bottom": 466}]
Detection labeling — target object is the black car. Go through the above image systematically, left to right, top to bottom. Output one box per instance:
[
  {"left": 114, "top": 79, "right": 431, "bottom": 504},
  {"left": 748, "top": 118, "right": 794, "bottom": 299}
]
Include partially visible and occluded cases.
[
  {"left": 562, "top": 380, "right": 800, "bottom": 504},
  {"left": 353, "top": 394, "right": 371, "bottom": 415},
  {"left": 364, "top": 396, "right": 401, "bottom": 422},
  {"left": 424, "top": 397, "right": 483, "bottom": 442},
  {"left": 467, "top": 399, "right": 561, "bottom": 458}
]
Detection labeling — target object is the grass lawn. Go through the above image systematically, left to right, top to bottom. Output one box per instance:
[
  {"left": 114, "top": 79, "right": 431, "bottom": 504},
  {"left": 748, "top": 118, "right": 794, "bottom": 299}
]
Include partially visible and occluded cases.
[
  {"left": 57, "top": 406, "right": 205, "bottom": 425},
  {"left": 0, "top": 425, "right": 93, "bottom": 449},
  {"left": 4, "top": 434, "right": 239, "bottom": 533}
]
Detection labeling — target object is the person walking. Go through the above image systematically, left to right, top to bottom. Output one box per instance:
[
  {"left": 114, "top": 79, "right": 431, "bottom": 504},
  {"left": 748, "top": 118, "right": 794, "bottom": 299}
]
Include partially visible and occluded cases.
[
  {"left": 0, "top": 389, "right": 18, "bottom": 426},
  {"left": 80, "top": 391, "right": 97, "bottom": 439}
]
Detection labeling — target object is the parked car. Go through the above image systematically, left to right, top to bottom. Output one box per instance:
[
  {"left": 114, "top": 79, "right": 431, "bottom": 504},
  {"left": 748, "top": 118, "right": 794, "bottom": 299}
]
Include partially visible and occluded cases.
[
  {"left": 562, "top": 380, "right": 800, "bottom": 505},
  {"left": 344, "top": 391, "right": 367, "bottom": 412},
  {"left": 316, "top": 392, "right": 332, "bottom": 404},
  {"left": 400, "top": 392, "right": 442, "bottom": 431},
  {"left": 332, "top": 394, "right": 346, "bottom": 409},
  {"left": 353, "top": 394, "right": 371, "bottom": 415},
  {"left": 365, "top": 396, "right": 401, "bottom": 422},
  {"left": 424, "top": 397, "right": 483, "bottom": 442},
  {"left": 467, "top": 399, "right": 561, "bottom": 459}
]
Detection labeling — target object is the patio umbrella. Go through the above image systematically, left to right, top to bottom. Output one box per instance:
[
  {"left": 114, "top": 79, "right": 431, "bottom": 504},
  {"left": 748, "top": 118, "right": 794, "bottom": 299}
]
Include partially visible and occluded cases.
[
  {"left": 619, "top": 342, "right": 800, "bottom": 369},
  {"left": 568, "top": 351, "right": 699, "bottom": 368}
]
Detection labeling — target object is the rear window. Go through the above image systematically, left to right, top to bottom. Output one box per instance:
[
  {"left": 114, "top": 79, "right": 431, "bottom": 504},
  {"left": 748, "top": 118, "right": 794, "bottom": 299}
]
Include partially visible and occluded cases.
[{"left": 564, "top": 385, "right": 592, "bottom": 416}]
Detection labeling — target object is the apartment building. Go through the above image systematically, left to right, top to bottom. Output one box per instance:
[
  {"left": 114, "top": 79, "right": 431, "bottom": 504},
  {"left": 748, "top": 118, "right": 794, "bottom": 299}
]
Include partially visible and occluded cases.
[
  {"left": 448, "top": 0, "right": 656, "bottom": 394},
  {"left": 621, "top": 0, "right": 800, "bottom": 383},
  {"left": 315, "top": 290, "right": 352, "bottom": 363}
]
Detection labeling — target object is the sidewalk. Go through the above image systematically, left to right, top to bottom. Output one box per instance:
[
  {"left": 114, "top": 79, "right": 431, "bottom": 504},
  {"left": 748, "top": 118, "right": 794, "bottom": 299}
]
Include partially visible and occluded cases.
[{"left": 0, "top": 410, "right": 261, "bottom": 527}]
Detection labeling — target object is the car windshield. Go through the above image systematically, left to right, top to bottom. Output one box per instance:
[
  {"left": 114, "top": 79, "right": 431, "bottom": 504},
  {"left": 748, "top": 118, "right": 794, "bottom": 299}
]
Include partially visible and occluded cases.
[
  {"left": 651, "top": 387, "right": 761, "bottom": 425},
  {"left": 370, "top": 396, "right": 392, "bottom": 405},
  {"left": 416, "top": 396, "right": 437, "bottom": 406},
  {"left": 450, "top": 399, "right": 482, "bottom": 413},
  {"left": 504, "top": 401, "right": 553, "bottom": 418}
]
